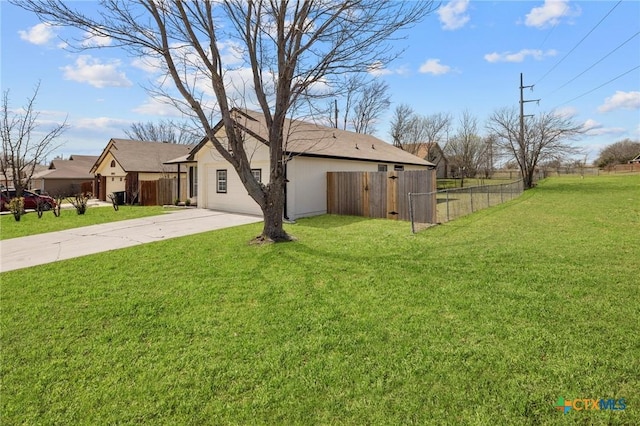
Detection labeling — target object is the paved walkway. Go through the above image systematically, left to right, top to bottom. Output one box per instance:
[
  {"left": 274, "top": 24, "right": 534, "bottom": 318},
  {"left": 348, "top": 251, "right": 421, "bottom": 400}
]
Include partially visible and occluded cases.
[{"left": 0, "top": 209, "right": 262, "bottom": 272}]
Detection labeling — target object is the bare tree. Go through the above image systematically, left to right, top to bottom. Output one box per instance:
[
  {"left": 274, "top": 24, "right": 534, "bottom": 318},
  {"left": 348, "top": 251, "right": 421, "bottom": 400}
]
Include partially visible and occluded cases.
[
  {"left": 17, "top": 0, "right": 435, "bottom": 242},
  {"left": 328, "top": 76, "right": 391, "bottom": 134},
  {"left": 353, "top": 80, "right": 391, "bottom": 134},
  {"left": 1, "top": 82, "right": 68, "bottom": 197},
  {"left": 390, "top": 104, "right": 420, "bottom": 149},
  {"left": 389, "top": 105, "right": 451, "bottom": 155},
  {"left": 487, "top": 107, "right": 583, "bottom": 188},
  {"left": 445, "top": 110, "right": 484, "bottom": 178},
  {"left": 124, "top": 119, "right": 200, "bottom": 145},
  {"left": 478, "top": 134, "right": 496, "bottom": 179},
  {"left": 595, "top": 138, "right": 640, "bottom": 169}
]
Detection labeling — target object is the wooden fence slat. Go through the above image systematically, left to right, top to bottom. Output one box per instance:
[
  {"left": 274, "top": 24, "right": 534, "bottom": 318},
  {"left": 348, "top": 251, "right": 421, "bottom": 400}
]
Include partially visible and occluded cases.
[
  {"left": 326, "top": 170, "right": 436, "bottom": 222},
  {"left": 386, "top": 171, "right": 398, "bottom": 220}
]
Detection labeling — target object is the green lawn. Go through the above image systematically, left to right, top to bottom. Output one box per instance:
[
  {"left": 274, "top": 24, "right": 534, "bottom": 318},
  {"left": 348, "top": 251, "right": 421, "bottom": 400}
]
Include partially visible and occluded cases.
[
  {"left": 1, "top": 175, "right": 638, "bottom": 425},
  {"left": 0, "top": 205, "right": 168, "bottom": 240}
]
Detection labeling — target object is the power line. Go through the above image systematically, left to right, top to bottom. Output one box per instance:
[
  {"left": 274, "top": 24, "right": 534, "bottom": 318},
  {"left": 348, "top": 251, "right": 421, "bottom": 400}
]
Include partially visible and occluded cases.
[
  {"left": 535, "top": 0, "right": 623, "bottom": 85},
  {"left": 536, "top": 2, "right": 569, "bottom": 50},
  {"left": 549, "top": 31, "right": 640, "bottom": 95},
  {"left": 553, "top": 65, "right": 640, "bottom": 108}
]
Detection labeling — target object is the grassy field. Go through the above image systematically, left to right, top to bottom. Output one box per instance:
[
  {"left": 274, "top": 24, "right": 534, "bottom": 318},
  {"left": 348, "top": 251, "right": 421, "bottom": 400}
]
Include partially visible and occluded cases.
[
  {"left": 1, "top": 175, "right": 638, "bottom": 425},
  {"left": 0, "top": 205, "right": 169, "bottom": 240}
]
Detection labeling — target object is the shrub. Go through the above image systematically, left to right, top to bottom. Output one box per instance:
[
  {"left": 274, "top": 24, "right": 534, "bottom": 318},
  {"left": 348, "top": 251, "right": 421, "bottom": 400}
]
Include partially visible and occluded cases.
[
  {"left": 69, "top": 194, "right": 90, "bottom": 215},
  {"left": 8, "top": 197, "right": 24, "bottom": 222}
]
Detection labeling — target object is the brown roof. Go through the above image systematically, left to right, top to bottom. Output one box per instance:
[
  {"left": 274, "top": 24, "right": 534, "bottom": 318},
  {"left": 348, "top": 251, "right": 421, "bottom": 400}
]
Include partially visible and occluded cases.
[
  {"left": 190, "top": 109, "right": 434, "bottom": 167},
  {"left": 91, "top": 139, "right": 196, "bottom": 173},
  {"left": 402, "top": 143, "right": 445, "bottom": 160},
  {"left": 33, "top": 155, "right": 99, "bottom": 179}
]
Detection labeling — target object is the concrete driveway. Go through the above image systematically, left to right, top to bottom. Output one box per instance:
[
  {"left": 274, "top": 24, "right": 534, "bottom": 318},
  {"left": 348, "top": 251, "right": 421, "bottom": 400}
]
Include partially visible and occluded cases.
[{"left": 0, "top": 209, "right": 262, "bottom": 273}]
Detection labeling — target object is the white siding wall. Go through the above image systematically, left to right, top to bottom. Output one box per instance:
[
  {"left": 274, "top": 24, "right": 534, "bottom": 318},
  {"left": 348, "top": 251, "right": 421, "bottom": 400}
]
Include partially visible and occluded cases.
[
  {"left": 195, "top": 133, "right": 428, "bottom": 219},
  {"left": 196, "top": 136, "right": 269, "bottom": 216},
  {"left": 286, "top": 157, "right": 427, "bottom": 220}
]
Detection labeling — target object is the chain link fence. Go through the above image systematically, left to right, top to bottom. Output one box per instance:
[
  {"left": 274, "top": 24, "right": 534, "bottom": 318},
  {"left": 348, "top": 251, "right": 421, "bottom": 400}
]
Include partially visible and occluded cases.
[{"left": 408, "top": 180, "right": 524, "bottom": 233}]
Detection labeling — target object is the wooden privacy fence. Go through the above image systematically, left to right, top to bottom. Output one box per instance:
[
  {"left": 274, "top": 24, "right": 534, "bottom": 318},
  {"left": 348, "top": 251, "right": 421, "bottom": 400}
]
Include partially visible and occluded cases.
[
  {"left": 327, "top": 170, "right": 436, "bottom": 222},
  {"left": 139, "top": 178, "right": 187, "bottom": 206}
]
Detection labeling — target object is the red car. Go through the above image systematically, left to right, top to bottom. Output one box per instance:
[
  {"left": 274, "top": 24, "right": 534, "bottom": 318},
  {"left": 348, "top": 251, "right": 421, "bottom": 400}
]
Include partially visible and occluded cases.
[{"left": 1, "top": 189, "right": 57, "bottom": 212}]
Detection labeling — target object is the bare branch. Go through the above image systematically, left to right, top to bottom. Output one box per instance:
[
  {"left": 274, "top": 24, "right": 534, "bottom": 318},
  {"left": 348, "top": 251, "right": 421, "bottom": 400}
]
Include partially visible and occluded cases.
[{"left": 1, "top": 82, "right": 68, "bottom": 196}]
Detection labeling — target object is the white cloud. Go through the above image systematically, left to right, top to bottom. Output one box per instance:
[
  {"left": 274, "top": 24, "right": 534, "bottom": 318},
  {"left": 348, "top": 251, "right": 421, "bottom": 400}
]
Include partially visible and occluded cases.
[
  {"left": 438, "top": 0, "right": 470, "bottom": 30},
  {"left": 525, "top": 0, "right": 580, "bottom": 28},
  {"left": 18, "top": 23, "right": 57, "bottom": 45},
  {"left": 82, "top": 30, "right": 112, "bottom": 48},
  {"left": 484, "top": 49, "right": 557, "bottom": 63},
  {"left": 61, "top": 55, "right": 132, "bottom": 88},
  {"left": 131, "top": 56, "right": 164, "bottom": 74},
  {"left": 419, "top": 59, "right": 452, "bottom": 75},
  {"left": 367, "top": 61, "right": 408, "bottom": 77},
  {"left": 598, "top": 91, "right": 640, "bottom": 113},
  {"left": 133, "top": 97, "right": 183, "bottom": 117},
  {"left": 554, "top": 106, "right": 578, "bottom": 119},
  {"left": 73, "top": 116, "right": 131, "bottom": 130},
  {"left": 581, "top": 119, "right": 625, "bottom": 136}
]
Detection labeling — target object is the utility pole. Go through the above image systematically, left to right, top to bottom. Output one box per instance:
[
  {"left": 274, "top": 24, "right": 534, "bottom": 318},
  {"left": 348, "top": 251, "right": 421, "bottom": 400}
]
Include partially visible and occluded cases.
[{"left": 519, "top": 73, "right": 539, "bottom": 150}]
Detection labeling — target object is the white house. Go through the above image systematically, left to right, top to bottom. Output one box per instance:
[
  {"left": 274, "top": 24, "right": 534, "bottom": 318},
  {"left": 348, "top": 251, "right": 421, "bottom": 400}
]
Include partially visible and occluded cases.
[{"left": 187, "top": 109, "right": 434, "bottom": 220}]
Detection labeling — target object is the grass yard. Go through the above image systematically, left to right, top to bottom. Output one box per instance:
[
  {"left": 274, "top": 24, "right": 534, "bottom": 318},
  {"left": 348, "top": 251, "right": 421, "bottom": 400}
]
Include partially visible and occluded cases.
[
  {"left": 1, "top": 175, "right": 638, "bottom": 425},
  {"left": 0, "top": 205, "right": 168, "bottom": 240}
]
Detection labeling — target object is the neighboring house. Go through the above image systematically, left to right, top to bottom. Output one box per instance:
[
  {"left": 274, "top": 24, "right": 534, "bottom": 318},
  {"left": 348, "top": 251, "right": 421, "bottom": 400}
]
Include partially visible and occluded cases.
[
  {"left": 187, "top": 109, "right": 434, "bottom": 220},
  {"left": 91, "top": 139, "right": 194, "bottom": 203},
  {"left": 402, "top": 143, "right": 448, "bottom": 179},
  {"left": 630, "top": 153, "right": 640, "bottom": 164},
  {"left": 31, "top": 155, "right": 98, "bottom": 196},
  {"left": 1, "top": 164, "right": 48, "bottom": 190}
]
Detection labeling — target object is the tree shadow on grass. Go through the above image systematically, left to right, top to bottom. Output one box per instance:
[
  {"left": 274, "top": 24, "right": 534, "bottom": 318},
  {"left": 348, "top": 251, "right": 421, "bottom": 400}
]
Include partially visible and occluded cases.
[{"left": 291, "top": 214, "right": 370, "bottom": 229}]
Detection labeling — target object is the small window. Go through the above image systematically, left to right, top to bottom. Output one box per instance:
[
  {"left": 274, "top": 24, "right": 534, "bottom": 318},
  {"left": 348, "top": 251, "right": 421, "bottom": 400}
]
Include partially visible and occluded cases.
[
  {"left": 110, "top": 160, "right": 116, "bottom": 167},
  {"left": 378, "top": 164, "right": 387, "bottom": 172},
  {"left": 394, "top": 165, "right": 404, "bottom": 171},
  {"left": 189, "top": 166, "right": 198, "bottom": 198},
  {"left": 251, "top": 168, "right": 262, "bottom": 183},
  {"left": 216, "top": 169, "right": 227, "bottom": 193}
]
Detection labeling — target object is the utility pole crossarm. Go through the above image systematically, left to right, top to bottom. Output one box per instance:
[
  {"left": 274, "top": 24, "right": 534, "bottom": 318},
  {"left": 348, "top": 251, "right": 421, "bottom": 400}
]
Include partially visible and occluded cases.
[{"left": 519, "top": 73, "right": 540, "bottom": 148}]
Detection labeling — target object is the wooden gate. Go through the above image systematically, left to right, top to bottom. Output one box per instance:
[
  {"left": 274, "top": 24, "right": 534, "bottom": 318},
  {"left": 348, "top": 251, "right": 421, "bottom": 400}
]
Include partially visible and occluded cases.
[
  {"left": 327, "top": 170, "right": 436, "bottom": 222},
  {"left": 139, "top": 178, "right": 185, "bottom": 206},
  {"left": 140, "top": 180, "right": 158, "bottom": 206}
]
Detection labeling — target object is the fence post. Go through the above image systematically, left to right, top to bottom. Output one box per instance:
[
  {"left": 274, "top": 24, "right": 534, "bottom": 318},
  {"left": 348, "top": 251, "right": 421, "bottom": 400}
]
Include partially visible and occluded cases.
[
  {"left": 470, "top": 186, "right": 474, "bottom": 212},
  {"left": 446, "top": 190, "right": 450, "bottom": 222},
  {"left": 408, "top": 193, "right": 415, "bottom": 234}
]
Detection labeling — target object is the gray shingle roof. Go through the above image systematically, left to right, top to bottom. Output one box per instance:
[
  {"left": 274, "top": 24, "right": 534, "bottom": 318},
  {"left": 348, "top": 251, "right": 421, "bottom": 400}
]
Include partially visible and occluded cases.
[
  {"left": 190, "top": 109, "right": 434, "bottom": 167},
  {"left": 93, "top": 139, "right": 196, "bottom": 173},
  {"left": 33, "top": 155, "right": 99, "bottom": 179}
]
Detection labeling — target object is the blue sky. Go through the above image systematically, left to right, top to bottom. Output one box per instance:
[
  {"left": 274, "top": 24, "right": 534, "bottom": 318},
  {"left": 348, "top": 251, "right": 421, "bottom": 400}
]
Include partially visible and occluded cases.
[{"left": 1, "top": 0, "right": 639, "bottom": 163}]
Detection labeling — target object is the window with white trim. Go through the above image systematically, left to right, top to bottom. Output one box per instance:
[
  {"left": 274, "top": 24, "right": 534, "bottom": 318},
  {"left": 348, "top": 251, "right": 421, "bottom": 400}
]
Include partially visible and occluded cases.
[
  {"left": 189, "top": 166, "right": 198, "bottom": 197},
  {"left": 251, "top": 168, "right": 262, "bottom": 183},
  {"left": 216, "top": 169, "right": 227, "bottom": 193}
]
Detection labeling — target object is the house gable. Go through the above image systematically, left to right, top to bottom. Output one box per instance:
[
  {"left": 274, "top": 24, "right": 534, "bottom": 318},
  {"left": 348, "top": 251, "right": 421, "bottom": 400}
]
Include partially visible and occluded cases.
[
  {"left": 92, "top": 139, "right": 195, "bottom": 175},
  {"left": 93, "top": 151, "right": 126, "bottom": 177}
]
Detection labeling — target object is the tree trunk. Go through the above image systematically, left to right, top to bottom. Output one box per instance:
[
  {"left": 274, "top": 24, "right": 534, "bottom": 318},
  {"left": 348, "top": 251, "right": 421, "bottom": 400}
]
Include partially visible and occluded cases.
[
  {"left": 522, "top": 168, "right": 535, "bottom": 189},
  {"left": 255, "top": 178, "right": 292, "bottom": 243}
]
